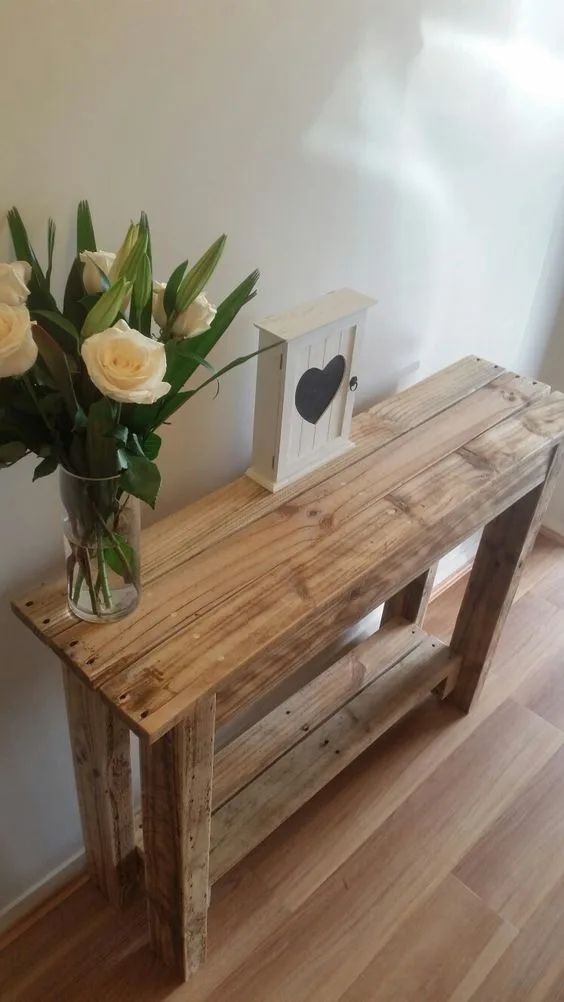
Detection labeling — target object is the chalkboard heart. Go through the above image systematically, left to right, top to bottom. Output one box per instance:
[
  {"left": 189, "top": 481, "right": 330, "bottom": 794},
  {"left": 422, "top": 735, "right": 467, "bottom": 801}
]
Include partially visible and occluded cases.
[{"left": 295, "top": 354, "right": 346, "bottom": 425}]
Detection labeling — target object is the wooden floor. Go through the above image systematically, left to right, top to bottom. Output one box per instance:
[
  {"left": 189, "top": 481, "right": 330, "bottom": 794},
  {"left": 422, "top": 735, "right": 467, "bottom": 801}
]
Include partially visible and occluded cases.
[{"left": 3, "top": 533, "right": 564, "bottom": 1001}]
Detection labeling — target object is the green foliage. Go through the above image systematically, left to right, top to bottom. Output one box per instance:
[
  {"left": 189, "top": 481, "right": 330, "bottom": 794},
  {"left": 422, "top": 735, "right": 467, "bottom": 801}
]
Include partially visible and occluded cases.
[
  {"left": 76, "top": 200, "right": 96, "bottom": 253},
  {"left": 2, "top": 204, "right": 260, "bottom": 507},
  {"left": 7, "top": 207, "right": 57, "bottom": 309},
  {"left": 46, "top": 219, "right": 56, "bottom": 287},
  {"left": 175, "top": 234, "right": 226, "bottom": 314},
  {"left": 129, "top": 252, "right": 152, "bottom": 333},
  {"left": 162, "top": 260, "right": 188, "bottom": 320},
  {"left": 81, "top": 277, "right": 131, "bottom": 339},
  {"left": 34, "top": 310, "right": 79, "bottom": 356},
  {"left": 33, "top": 325, "right": 78, "bottom": 417},
  {"left": 86, "top": 398, "right": 118, "bottom": 478},
  {"left": 33, "top": 451, "right": 58, "bottom": 481},
  {"left": 121, "top": 453, "right": 160, "bottom": 508}
]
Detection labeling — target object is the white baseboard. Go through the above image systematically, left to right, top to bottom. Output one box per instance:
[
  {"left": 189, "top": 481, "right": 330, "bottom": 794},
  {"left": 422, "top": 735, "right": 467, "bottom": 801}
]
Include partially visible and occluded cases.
[{"left": 0, "top": 849, "right": 86, "bottom": 940}]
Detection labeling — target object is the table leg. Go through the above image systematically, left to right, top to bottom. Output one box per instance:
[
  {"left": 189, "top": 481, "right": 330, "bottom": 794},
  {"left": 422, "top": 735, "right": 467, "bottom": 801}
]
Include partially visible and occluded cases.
[
  {"left": 448, "top": 447, "right": 563, "bottom": 711},
  {"left": 381, "top": 564, "right": 438, "bottom": 627},
  {"left": 62, "top": 665, "right": 136, "bottom": 906},
  {"left": 140, "top": 694, "right": 216, "bottom": 980}
]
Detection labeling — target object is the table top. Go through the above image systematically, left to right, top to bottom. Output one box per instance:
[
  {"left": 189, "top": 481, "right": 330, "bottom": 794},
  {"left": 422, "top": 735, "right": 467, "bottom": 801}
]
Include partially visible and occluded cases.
[{"left": 13, "top": 356, "right": 564, "bottom": 742}]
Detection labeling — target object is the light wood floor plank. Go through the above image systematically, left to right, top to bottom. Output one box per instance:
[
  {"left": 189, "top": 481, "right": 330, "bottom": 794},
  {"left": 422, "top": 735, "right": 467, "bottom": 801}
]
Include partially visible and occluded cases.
[
  {"left": 242, "top": 591, "right": 564, "bottom": 913},
  {"left": 207, "top": 702, "right": 561, "bottom": 1002},
  {"left": 455, "top": 742, "right": 564, "bottom": 929},
  {"left": 467, "top": 870, "right": 564, "bottom": 1001},
  {"left": 340, "top": 874, "right": 515, "bottom": 1002}
]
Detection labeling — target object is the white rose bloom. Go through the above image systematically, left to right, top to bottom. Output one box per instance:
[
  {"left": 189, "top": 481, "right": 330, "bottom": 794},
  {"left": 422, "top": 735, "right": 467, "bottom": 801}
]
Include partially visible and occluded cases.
[
  {"left": 80, "top": 250, "right": 116, "bottom": 294},
  {"left": 0, "top": 261, "right": 32, "bottom": 306},
  {"left": 152, "top": 283, "right": 217, "bottom": 338},
  {"left": 0, "top": 305, "right": 37, "bottom": 377},
  {"left": 81, "top": 320, "right": 170, "bottom": 405}
]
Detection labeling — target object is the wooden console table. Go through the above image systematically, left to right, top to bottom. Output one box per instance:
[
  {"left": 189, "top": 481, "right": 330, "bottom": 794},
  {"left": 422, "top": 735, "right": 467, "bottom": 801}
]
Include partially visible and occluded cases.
[{"left": 13, "top": 356, "right": 564, "bottom": 981}]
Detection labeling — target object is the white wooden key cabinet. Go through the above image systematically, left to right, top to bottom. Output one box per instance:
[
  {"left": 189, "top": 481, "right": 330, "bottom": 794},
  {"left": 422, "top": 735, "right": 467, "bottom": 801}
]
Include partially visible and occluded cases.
[
  {"left": 247, "top": 288, "right": 376, "bottom": 490},
  {"left": 13, "top": 356, "right": 564, "bottom": 982}
]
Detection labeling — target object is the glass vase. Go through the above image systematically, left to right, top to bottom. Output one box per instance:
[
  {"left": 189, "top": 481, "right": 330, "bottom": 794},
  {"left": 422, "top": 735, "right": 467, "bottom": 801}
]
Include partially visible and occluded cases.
[{"left": 59, "top": 467, "right": 140, "bottom": 623}]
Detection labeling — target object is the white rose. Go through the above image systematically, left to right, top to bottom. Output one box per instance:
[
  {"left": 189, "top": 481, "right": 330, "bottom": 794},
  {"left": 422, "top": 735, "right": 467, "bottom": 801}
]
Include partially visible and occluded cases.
[
  {"left": 80, "top": 251, "right": 116, "bottom": 294},
  {"left": 0, "top": 261, "right": 32, "bottom": 306},
  {"left": 152, "top": 283, "right": 217, "bottom": 338},
  {"left": 0, "top": 305, "right": 37, "bottom": 377},
  {"left": 81, "top": 320, "right": 170, "bottom": 405}
]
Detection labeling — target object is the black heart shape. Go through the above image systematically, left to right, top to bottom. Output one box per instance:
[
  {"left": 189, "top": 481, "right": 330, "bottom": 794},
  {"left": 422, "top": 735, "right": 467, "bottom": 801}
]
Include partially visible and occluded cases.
[{"left": 295, "top": 354, "right": 346, "bottom": 425}]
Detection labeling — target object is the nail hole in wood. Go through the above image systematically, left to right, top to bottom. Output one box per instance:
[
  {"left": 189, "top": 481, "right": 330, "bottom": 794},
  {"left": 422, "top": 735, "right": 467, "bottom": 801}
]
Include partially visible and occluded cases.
[
  {"left": 25, "top": 600, "right": 34, "bottom": 607},
  {"left": 42, "top": 618, "right": 50, "bottom": 625},
  {"left": 69, "top": 640, "right": 78, "bottom": 648},
  {"left": 87, "top": 657, "right": 95, "bottom": 665},
  {"left": 140, "top": 710, "right": 149, "bottom": 719}
]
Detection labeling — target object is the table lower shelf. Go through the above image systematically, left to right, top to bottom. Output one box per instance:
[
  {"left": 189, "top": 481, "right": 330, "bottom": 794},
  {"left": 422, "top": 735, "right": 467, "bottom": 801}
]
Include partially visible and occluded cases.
[{"left": 136, "top": 618, "right": 459, "bottom": 885}]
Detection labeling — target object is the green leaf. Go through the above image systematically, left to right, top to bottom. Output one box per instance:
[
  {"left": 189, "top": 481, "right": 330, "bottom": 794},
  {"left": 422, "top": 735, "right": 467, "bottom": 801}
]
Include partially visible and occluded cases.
[
  {"left": 76, "top": 200, "right": 96, "bottom": 253},
  {"left": 7, "top": 207, "right": 47, "bottom": 289},
  {"left": 139, "top": 211, "right": 152, "bottom": 266},
  {"left": 46, "top": 218, "right": 56, "bottom": 288},
  {"left": 110, "top": 223, "right": 139, "bottom": 281},
  {"left": 120, "top": 230, "right": 148, "bottom": 288},
  {"left": 176, "top": 235, "right": 226, "bottom": 314},
  {"left": 130, "top": 252, "right": 152, "bottom": 333},
  {"left": 63, "top": 258, "right": 87, "bottom": 331},
  {"left": 163, "top": 259, "right": 188, "bottom": 320},
  {"left": 122, "top": 268, "right": 259, "bottom": 435},
  {"left": 167, "top": 268, "right": 259, "bottom": 396},
  {"left": 81, "top": 277, "right": 131, "bottom": 339},
  {"left": 33, "top": 308, "right": 79, "bottom": 344},
  {"left": 31, "top": 310, "right": 79, "bottom": 358},
  {"left": 33, "top": 325, "right": 77, "bottom": 417},
  {"left": 154, "top": 343, "right": 268, "bottom": 426},
  {"left": 174, "top": 344, "right": 215, "bottom": 373},
  {"left": 86, "top": 398, "right": 118, "bottom": 478},
  {"left": 73, "top": 405, "right": 88, "bottom": 431},
  {"left": 113, "top": 425, "right": 129, "bottom": 445},
  {"left": 142, "top": 431, "right": 161, "bottom": 460},
  {"left": 0, "top": 441, "right": 28, "bottom": 466},
  {"left": 32, "top": 453, "right": 58, "bottom": 481},
  {"left": 121, "top": 453, "right": 160, "bottom": 508},
  {"left": 103, "top": 536, "right": 134, "bottom": 576}
]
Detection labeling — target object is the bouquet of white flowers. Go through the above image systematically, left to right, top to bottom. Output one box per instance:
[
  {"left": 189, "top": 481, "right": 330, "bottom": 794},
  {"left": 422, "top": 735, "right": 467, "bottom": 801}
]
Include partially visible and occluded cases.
[{"left": 0, "top": 203, "right": 259, "bottom": 621}]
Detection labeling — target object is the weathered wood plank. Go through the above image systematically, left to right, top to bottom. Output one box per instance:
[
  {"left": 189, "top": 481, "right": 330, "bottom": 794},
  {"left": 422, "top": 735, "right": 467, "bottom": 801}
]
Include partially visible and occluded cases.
[
  {"left": 11, "top": 361, "right": 523, "bottom": 664},
  {"left": 103, "top": 393, "right": 563, "bottom": 739},
  {"left": 449, "top": 445, "right": 563, "bottom": 710},
  {"left": 380, "top": 564, "right": 438, "bottom": 627},
  {"left": 212, "top": 618, "right": 424, "bottom": 811},
  {"left": 209, "top": 638, "right": 457, "bottom": 883},
  {"left": 62, "top": 666, "right": 136, "bottom": 906},
  {"left": 139, "top": 694, "right": 215, "bottom": 979}
]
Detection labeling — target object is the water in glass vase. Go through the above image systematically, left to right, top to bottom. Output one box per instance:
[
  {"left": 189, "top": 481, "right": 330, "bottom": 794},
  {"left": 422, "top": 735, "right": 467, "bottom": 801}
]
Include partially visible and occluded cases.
[{"left": 59, "top": 467, "right": 141, "bottom": 623}]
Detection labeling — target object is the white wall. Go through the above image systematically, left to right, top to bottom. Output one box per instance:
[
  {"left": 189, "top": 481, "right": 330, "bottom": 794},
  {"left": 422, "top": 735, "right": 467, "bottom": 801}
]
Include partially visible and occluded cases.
[{"left": 2, "top": 0, "right": 564, "bottom": 917}]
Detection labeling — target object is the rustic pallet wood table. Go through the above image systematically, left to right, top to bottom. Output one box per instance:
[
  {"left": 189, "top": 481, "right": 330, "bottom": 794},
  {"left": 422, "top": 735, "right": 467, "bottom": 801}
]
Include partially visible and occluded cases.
[{"left": 13, "top": 356, "right": 564, "bottom": 981}]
